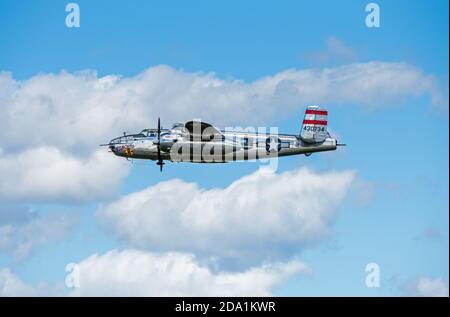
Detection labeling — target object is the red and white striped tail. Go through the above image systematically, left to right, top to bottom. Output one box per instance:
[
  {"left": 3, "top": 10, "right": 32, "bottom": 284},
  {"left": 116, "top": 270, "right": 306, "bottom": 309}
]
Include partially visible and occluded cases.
[{"left": 300, "top": 105, "right": 328, "bottom": 143}]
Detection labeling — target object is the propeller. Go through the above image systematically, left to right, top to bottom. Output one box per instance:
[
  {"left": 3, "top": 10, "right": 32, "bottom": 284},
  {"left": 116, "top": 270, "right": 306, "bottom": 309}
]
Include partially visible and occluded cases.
[{"left": 155, "top": 117, "right": 165, "bottom": 172}]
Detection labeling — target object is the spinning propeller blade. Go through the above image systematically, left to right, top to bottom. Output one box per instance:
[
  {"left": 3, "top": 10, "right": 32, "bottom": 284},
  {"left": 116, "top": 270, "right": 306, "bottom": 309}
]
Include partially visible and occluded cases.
[{"left": 156, "top": 117, "right": 165, "bottom": 172}]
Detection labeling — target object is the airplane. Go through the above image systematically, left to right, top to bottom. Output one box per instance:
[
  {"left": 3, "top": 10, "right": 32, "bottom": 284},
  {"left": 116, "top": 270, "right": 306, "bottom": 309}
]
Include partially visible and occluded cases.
[{"left": 100, "top": 105, "right": 345, "bottom": 172}]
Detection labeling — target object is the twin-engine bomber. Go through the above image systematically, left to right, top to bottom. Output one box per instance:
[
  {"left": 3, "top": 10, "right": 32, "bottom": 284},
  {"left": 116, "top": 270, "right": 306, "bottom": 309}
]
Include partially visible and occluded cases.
[{"left": 101, "top": 105, "right": 345, "bottom": 171}]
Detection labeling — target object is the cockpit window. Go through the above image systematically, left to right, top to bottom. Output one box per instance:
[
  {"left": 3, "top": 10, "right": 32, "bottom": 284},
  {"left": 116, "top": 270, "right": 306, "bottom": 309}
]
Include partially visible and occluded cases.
[
  {"left": 140, "top": 129, "right": 159, "bottom": 137},
  {"left": 110, "top": 133, "right": 145, "bottom": 144}
]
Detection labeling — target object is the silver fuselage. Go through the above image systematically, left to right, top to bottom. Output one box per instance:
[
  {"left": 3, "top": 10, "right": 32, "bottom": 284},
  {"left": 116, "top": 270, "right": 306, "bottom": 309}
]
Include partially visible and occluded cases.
[{"left": 108, "top": 129, "right": 337, "bottom": 163}]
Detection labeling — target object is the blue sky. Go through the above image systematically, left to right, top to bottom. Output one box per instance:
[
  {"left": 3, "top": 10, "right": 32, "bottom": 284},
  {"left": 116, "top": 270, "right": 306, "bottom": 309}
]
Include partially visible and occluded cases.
[{"left": 0, "top": 0, "right": 448, "bottom": 296}]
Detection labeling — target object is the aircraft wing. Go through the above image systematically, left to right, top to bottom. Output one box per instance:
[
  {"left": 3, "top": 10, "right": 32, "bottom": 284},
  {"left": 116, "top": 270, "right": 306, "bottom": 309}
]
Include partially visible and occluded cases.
[{"left": 184, "top": 120, "right": 224, "bottom": 141}]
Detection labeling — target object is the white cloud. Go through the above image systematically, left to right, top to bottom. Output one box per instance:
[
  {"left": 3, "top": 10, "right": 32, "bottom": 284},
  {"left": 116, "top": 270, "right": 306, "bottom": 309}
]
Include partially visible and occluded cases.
[
  {"left": 0, "top": 62, "right": 443, "bottom": 154},
  {"left": 0, "top": 62, "right": 441, "bottom": 202},
  {"left": 0, "top": 147, "right": 129, "bottom": 202},
  {"left": 97, "top": 167, "right": 355, "bottom": 264},
  {"left": 0, "top": 211, "right": 78, "bottom": 260},
  {"left": 70, "top": 249, "right": 307, "bottom": 296},
  {"left": 0, "top": 268, "right": 36, "bottom": 296},
  {"left": 402, "top": 276, "right": 449, "bottom": 297}
]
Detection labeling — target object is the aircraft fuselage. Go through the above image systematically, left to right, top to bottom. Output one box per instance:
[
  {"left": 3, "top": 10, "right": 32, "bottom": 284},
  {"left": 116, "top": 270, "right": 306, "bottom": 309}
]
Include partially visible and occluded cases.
[{"left": 108, "top": 130, "right": 337, "bottom": 163}]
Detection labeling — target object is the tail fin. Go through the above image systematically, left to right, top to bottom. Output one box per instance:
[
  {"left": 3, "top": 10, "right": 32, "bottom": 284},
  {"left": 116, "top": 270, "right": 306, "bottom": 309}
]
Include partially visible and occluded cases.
[{"left": 300, "top": 105, "right": 328, "bottom": 143}]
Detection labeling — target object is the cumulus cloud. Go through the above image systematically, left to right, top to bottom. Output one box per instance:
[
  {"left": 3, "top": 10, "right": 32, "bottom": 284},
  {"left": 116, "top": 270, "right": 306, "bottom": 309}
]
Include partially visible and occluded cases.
[
  {"left": 0, "top": 62, "right": 443, "bottom": 154},
  {"left": 0, "top": 62, "right": 441, "bottom": 202},
  {"left": 0, "top": 147, "right": 129, "bottom": 202},
  {"left": 97, "top": 167, "right": 355, "bottom": 264},
  {"left": 69, "top": 249, "right": 307, "bottom": 296},
  {"left": 0, "top": 268, "right": 36, "bottom": 296},
  {"left": 402, "top": 276, "right": 449, "bottom": 297}
]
